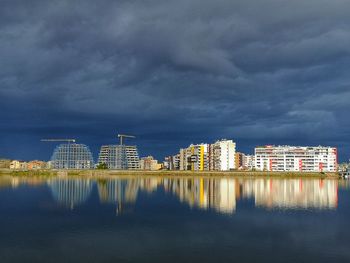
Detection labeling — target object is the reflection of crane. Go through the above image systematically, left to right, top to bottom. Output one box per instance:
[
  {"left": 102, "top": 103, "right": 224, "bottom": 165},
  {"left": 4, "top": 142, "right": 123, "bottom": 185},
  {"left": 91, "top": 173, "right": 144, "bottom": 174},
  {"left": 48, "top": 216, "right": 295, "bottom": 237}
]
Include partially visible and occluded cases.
[
  {"left": 117, "top": 134, "right": 135, "bottom": 145},
  {"left": 41, "top": 139, "right": 76, "bottom": 143}
]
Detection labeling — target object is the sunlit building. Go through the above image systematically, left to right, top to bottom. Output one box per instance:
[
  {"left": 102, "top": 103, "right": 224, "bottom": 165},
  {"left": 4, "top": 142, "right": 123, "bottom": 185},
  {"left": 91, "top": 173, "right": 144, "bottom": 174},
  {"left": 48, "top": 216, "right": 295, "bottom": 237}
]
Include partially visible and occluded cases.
[
  {"left": 209, "top": 140, "right": 236, "bottom": 171},
  {"left": 51, "top": 143, "right": 94, "bottom": 169},
  {"left": 179, "top": 144, "right": 209, "bottom": 171},
  {"left": 98, "top": 145, "right": 140, "bottom": 170},
  {"left": 255, "top": 145, "right": 337, "bottom": 172},
  {"left": 242, "top": 154, "right": 255, "bottom": 170},
  {"left": 140, "top": 156, "right": 162, "bottom": 170},
  {"left": 9, "top": 160, "right": 28, "bottom": 170}
]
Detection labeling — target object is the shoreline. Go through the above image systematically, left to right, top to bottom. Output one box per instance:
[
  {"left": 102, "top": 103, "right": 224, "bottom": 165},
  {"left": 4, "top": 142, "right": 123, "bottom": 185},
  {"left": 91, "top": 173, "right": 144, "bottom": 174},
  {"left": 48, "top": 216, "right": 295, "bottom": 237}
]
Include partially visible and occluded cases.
[{"left": 0, "top": 169, "right": 339, "bottom": 179}]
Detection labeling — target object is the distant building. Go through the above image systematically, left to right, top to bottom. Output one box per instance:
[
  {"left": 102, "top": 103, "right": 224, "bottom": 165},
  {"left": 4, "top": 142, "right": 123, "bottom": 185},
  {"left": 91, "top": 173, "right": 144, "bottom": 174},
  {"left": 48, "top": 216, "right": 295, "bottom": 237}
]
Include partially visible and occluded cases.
[
  {"left": 173, "top": 139, "right": 236, "bottom": 171},
  {"left": 209, "top": 140, "right": 236, "bottom": 171},
  {"left": 51, "top": 143, "right": 94, "bottom": 169},
  {"left": 179, "top": 144, "right": 209, "bottom": 171},
  {"left": 98, "top": 145, "right": 140, "bottom": 170},
  {"left": 255, "top": 145, "right": 337, "bottom": 172},
  {"left": 235, "top": 152, "right": 244, "bottom": 170},
  {"left": 164, "top": 154, "right": 180, "bottom": 170},
  {"left": 242, "top": 154, "right": 255, "bottom": 170},
  {"left": 140, "top": 156, "right": 162, "bottom": 170},
  {"left": 0, "top": 159, "right": 11, "bottom": 169},
  {"left": 9, "top": 160, "right": 28, "bottom": 170},
  {"left": 27, "top": 160, "right": 46, "bottom": 170}
]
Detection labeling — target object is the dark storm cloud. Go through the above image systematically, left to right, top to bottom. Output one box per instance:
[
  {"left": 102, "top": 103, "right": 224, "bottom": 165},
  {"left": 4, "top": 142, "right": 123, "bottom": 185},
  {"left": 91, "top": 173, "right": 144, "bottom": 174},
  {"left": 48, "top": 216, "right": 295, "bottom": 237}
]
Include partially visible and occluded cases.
[{"left": 1, "top": 0, "right": 350, "bottom": 161}]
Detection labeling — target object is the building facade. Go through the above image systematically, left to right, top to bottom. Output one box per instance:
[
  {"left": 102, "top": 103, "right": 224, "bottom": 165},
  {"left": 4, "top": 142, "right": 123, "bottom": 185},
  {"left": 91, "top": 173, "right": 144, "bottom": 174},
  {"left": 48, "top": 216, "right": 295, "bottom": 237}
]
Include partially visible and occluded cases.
[
  {"left": 209, "top": 140, "right": 236, "bottom": 171},
  {"left": 51, "top": 143, "right": 94, "bottom": 169},
  {"left": 179, "top": 144, "right": 209, "bottom": 171},
  {"left": 98, "top": 145, "right": 140, "bottom": 170},
  {"left": 255, "top": 145, "right": 337, "bottom": 172},
  {"left": 235, "top": 152, "right": 244, "bottom": 170},
  {"left": 140, "top": 156, "right": 162, "bottom": 170}
]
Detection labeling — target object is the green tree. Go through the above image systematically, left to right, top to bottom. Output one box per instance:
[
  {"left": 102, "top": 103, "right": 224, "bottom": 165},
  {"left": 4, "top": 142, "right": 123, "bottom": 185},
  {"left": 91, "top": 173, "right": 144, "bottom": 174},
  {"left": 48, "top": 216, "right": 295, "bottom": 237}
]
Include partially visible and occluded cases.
[{"left": 96, "top": 163, "right": 108, "bottom": 169}]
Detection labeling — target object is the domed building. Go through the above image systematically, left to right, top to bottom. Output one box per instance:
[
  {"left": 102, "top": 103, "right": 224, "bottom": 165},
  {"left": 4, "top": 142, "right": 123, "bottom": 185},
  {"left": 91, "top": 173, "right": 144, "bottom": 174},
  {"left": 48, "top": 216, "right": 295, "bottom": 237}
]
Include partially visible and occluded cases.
[{"left": 51, "top": 143, "right": 94, "bottom": 169}]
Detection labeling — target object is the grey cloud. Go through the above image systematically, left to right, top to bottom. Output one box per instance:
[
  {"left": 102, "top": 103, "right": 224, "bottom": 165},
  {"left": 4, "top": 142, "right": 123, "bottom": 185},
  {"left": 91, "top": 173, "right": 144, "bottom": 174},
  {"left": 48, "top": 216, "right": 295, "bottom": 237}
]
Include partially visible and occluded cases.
[{"left": 0, "top": 0, "right": 349, "bottom": 161}]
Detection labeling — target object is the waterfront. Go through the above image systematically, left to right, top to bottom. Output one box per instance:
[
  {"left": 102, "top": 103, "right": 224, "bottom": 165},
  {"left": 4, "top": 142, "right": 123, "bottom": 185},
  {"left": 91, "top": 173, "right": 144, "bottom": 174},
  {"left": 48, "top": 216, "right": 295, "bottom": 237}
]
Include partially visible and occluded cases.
[{"left": 0, "top": 175, "right": 349, "bottom": 262}]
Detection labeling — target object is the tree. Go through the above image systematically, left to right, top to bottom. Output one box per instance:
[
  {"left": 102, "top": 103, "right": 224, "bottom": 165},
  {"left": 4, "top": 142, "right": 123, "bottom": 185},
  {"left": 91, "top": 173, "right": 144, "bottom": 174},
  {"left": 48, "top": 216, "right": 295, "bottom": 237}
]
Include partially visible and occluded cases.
[{"left": 96, "top": 163, "right": 108, "bottom": 169}]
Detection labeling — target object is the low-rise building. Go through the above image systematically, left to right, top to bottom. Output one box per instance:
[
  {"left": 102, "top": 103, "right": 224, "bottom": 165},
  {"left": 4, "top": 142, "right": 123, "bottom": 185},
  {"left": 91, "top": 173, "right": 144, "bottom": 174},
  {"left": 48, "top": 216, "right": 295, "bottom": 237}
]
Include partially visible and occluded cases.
[
  {"left": 242, "top": 154, "right": 255, "bottom": 170},
  {"left": 140, "top": 156, "right": 162, "bottom": 170},
  {"left": 10, "top": 160, "right": 28, "bottom": 170},
  {"left": 27, "top": 160, "right": 47, "bottom": 170}
]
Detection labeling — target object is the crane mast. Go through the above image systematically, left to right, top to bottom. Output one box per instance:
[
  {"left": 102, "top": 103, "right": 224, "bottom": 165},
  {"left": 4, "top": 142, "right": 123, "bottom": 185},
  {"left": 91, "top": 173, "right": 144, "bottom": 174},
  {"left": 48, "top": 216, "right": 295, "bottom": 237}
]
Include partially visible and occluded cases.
[{"left": 117, "top": 134, "right": 136, "bottom": 145}]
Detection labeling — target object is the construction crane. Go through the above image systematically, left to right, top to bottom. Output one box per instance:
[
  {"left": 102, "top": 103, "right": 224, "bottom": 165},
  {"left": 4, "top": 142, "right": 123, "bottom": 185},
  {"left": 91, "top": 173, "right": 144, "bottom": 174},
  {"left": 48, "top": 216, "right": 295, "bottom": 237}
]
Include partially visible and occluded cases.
[
  {"left": 117, "top": 134, "right": 135, "bottom": 145},
  {"left": 41, "top": 139, "right": 76, "bottom": 143}
]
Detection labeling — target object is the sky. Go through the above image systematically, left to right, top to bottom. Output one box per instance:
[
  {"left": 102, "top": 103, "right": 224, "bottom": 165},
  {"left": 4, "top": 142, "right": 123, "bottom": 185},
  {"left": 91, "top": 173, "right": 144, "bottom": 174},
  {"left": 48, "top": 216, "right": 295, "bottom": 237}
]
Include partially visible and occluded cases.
[{"left": 0, "top": 0, "right": 350, "bottom": 162}]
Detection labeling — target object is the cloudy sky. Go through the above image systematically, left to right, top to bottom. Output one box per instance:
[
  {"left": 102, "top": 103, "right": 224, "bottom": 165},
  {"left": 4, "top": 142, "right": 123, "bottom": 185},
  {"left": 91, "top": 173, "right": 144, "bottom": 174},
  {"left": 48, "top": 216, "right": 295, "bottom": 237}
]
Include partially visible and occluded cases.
[{"left": 0, "top": 0, "right": 349, "bottom": 162}]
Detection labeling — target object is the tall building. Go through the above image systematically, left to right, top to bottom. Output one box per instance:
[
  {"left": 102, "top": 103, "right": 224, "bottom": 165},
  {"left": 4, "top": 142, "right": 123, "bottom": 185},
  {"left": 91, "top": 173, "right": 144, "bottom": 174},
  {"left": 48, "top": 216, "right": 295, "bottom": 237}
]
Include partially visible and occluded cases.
[
  {"left": 209, "top": 140, "right": 236, "bottom": 171},
  {"left": 51, "top": 143, "right": 94, "bottom": 169},
  {"left": 179, "top": 144, "right": 209, "bottom": 171},
  {"left": 98, "top": 145, "right": 140, "bottom": 170},
  {"left": 255, "top": 145, "right": 337, "bottom": 172},
  {"left": 165, "top": 154, "right": 180, "bottom": 170}
]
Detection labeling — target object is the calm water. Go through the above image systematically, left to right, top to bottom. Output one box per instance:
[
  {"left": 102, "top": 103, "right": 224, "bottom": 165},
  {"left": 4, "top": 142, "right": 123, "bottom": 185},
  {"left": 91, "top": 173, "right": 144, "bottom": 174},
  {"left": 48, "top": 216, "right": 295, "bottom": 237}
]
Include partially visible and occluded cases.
[{"left": 0, "top": 175, "right": 349, "bottom": 263}]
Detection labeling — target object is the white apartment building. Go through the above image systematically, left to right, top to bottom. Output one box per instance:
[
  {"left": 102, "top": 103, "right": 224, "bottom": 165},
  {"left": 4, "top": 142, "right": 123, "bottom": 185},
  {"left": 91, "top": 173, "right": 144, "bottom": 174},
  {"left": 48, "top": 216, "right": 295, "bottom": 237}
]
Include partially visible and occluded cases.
[
  {"left": 209, "top": 140, "right": 236, "bottom": 171},
  {"left": 255, "top": 145, "right": 337, "bottom": 172},
  {"left": 242, "top": 154, "right": 255, "bottom": 170}
]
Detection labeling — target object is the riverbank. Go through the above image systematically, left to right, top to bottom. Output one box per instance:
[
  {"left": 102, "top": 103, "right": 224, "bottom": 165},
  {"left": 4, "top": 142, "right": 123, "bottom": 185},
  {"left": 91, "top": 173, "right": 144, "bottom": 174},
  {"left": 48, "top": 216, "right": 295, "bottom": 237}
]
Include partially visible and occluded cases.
[{"left": 0, "top": 169, "right": 339, "bottom": 178}]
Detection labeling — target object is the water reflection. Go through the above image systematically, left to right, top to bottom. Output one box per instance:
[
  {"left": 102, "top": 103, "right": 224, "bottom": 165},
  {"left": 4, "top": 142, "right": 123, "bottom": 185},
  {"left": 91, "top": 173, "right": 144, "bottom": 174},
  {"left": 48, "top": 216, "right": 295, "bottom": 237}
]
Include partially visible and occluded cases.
[
  {"left": 0, "top": 175, "right": 344, "bottom": 213},
  {"left": 48, "top": 178, "right": 94, "bottom": 209}
]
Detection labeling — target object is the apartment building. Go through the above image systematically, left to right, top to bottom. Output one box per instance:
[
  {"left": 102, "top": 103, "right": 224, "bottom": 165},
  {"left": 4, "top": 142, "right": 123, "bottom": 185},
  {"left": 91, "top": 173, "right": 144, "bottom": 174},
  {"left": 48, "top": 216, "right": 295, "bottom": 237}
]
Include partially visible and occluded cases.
[
  {"left": 98, "top": 145, "right": 140, "bottom": 170},
  {"left": 255, "top": 145, "right": 337, "bottom": 172}
]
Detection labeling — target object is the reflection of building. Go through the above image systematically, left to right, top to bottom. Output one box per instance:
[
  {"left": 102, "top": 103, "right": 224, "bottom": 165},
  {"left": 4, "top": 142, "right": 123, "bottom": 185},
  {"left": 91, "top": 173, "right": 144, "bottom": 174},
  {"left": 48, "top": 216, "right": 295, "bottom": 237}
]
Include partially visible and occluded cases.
[
  {"left": 51, "top": 143, "right": 94, "bottom": 169},
  {"left": 98, "top": 145, "right": 140, "bottom": 169},
  {"left": 255, "top": 145, "right": 337, "bottom": 172},
  {"left": 163, "top": 177, "right": 237, "bottom": 214},
  {"left": 48, "top": 179, "right": 94, "bottom": 209},
  {"left": 253, "top": 179, "right": 338, "bottom": 209}
]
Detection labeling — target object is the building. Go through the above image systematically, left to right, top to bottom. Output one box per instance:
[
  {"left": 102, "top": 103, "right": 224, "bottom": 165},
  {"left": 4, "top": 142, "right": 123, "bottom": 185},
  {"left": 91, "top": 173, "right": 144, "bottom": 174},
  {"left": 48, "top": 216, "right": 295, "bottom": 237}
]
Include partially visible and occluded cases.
[
  {"left": 209, "top": 140, "right": 236, "bottom": 171},
  {"left": 51, "top": 143, "right": 94, "bottom": 169},
  {"left": 179, "top": 144, "right": 209, "bottom": 171},
  {"left": 98, "top": 145, "right": 140, "bottom": 170},
  {"left": 255, "top": 145, "right": 337, "bottom": 172},
  {"left": 235, "top": 152, "right": 244, "bottom": 170},
  {"left": 164, "top": 154, "right": 180, "bottom": 170},
  {"left": 242, "top": 154, "right": 255, "bottom": 170},
  {"left": 140, "top": 156, "right": 162, "bottom": 170},
  {"left": 0, "top": 159, "right": 11, "bottom": 169},
  {"left": 9, "top": 160, "right": 28, "bottom": 170},
  {"left": 27, "top": 160, "right": 46, "bottom": 170}
]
